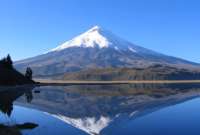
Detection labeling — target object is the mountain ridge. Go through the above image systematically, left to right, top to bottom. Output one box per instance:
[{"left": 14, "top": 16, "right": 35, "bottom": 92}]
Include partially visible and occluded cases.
[{"left": 15, "top": 25, "right": 200, "bottom": 78}]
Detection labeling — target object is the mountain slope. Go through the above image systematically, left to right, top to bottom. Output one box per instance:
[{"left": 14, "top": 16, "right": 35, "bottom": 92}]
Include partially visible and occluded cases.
[
  {"left": 15, "top": 26, "right": 200, "bottom": 77},
  {"left": 47, "top": 65, "right": 200, "bottom": 81}
]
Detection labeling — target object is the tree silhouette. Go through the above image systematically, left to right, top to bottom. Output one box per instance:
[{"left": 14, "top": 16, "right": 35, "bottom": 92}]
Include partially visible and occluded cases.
[
  {"left": 0, "top": 54, "right": 13, "bottom": 69},
  {"left": 6, "top": 54, "right": 13, "bottom": 67},
  {"left": 0, "top": 58, "right": 7, "bottom": 65},
  {"left": 25, "top": 67, "right": 33, "bottom": 80}
]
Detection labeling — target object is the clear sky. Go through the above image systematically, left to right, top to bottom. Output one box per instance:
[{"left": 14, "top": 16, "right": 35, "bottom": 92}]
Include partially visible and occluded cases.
[{"left": 0, "top": 0, "right": 199, "bottom": 63}]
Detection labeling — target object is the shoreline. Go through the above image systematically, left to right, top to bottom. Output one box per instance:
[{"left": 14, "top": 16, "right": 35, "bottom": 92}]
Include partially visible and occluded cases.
[
  {"left": 35, "top": 79, "right": 200, "bottom": 86},
  {"left": 1, "top": 80, "right": 200, "bottom": 88}
]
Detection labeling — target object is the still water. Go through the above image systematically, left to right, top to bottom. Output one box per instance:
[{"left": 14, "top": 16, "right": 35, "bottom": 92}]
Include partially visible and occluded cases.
[{"left": 1, "top": 83, "right": 200, "bottom": 135}]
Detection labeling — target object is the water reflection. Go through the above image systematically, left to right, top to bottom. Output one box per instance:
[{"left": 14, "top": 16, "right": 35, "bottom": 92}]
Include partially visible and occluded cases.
[
  {"left": 14, "top": 83, "right": 200, "bottom": 135},
  {"left": 0, "top": 84, "right": 200, "bottom": 135},
  {"left": 0, "top": 86, "right": 37, "bottom": 135}
]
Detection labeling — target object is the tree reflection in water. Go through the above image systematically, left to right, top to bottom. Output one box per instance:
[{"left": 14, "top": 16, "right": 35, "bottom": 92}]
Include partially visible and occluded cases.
[{"left": 0, "top": 86, "right": 38, "bottom": 135}]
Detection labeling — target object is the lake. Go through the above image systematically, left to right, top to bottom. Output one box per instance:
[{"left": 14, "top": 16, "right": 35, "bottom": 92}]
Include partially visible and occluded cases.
[{"left": 1, "top": 83, "right": 200, "bottom": 135}]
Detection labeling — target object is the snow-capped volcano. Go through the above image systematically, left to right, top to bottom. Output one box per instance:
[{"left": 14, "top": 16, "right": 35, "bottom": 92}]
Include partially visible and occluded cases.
[
  {"left": 15, "top": 25, "right": 199, "bottom": 77},
  {"left": 47, "top": 25, "right": 165, "bottom": 57},
  {"left": 50, "top": 25, "right": 137, "bottom": 52},
  {"left": 50, "top": 26, "right": 112, "bottom": 51}
]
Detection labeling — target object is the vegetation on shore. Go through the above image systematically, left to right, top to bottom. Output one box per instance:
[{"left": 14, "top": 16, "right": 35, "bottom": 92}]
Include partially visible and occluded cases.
[
  {"left": 0, "top": 55, "right": 35, "bottom": 86},
  {"left": 50, "top": 64, "right": 200, "bottom": 81}
]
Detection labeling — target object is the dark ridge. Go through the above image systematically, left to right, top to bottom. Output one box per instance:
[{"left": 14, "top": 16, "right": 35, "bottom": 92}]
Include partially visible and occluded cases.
[{"left": 0, "top": 55, "right": 35, "bottom": 86}]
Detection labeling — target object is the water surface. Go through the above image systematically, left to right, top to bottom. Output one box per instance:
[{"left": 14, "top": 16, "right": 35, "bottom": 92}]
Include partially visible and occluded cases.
[{"left": 1, "top": 83, "right": 200, "bottom": 135}]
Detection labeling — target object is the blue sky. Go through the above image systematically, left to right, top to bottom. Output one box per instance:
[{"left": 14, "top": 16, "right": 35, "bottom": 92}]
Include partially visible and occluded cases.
[{"left": 0, "top": 0, "right": 199, "bottom": 62}]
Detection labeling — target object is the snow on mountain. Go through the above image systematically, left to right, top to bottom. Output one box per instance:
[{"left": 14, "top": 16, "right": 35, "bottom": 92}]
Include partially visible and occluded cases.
[
  {"left": 49, "top": 25, "right": 140, "bottom": 53},
  {"left": 128, "top": 47, "right": 137, "bottom": 53},
  {"left": 48, "top": 112, "right": 138, "bottom": 135},
  {"left": 51, "top": 114, "right": 111, "bottom": 135}
]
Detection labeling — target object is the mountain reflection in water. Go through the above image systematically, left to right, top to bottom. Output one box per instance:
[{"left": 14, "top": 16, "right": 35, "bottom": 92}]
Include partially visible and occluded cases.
[{"left": 1, "top": 83, "right": 200, "bottom": 135}]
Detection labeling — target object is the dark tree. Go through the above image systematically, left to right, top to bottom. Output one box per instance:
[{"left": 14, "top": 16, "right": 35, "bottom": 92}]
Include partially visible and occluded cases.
[
  {"left": 1, "top": 54, "right": 13, "bottom": 68},
  {"left": 6, "top": 54, "right": 13, "bottom": 67},
  {"left": 0, "top": 58, "right": 7, "bottom": 65},
  {"left": 25, "top": 67, "right": 33, "bottom": 80}
]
